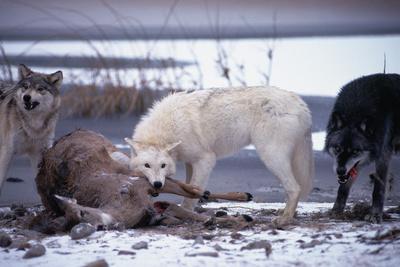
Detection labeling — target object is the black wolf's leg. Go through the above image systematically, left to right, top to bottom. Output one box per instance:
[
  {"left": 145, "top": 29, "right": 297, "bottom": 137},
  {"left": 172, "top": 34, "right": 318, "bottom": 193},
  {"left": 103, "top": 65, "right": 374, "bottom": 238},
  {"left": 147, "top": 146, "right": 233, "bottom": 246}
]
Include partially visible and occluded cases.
[
  {"left": 368, "top": 155, "right": 391, "bottom": 223},
  {"left": 331, "top": 179, "right": 354, "bottom": 214}
]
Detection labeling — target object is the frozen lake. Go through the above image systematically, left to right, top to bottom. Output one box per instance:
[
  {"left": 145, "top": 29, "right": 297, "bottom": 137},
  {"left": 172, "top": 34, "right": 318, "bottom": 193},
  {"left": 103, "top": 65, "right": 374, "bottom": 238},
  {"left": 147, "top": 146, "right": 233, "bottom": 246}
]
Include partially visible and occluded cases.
[{"left": 2, "top": 35, "right": 400, "bottom": 96}]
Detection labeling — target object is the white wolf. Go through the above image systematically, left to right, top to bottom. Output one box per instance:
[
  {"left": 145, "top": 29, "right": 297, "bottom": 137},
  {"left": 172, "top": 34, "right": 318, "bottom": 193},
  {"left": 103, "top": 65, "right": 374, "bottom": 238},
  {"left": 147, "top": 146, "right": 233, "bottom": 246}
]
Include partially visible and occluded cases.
[
  {"left": 0, "top": 64, "right": 62, "bottom": 193},
  {"left": 123, "top": 86, "right": 314, "bottom": 225}
]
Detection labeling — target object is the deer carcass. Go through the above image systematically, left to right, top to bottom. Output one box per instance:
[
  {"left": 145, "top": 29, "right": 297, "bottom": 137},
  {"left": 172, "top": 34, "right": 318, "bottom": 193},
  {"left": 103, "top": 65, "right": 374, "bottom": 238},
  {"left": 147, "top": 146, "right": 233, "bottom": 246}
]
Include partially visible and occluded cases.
[{"left": 36, "top": 130, "right": 252, "bottom": 230}]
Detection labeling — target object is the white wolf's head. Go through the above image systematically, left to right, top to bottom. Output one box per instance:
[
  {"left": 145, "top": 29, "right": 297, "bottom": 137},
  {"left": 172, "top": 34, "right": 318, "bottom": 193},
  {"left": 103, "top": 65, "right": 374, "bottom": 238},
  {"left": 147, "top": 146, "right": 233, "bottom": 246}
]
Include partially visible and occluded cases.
[{"left": 124, "top": 138, "right": 181, "bottom": 189}]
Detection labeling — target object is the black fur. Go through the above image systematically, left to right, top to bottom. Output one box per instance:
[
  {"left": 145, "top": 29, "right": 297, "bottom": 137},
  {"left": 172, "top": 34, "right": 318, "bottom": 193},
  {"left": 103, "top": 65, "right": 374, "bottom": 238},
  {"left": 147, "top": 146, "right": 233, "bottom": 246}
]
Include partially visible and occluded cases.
[{"left": 325, "top": 73, "right": 400, "bottom": 223}]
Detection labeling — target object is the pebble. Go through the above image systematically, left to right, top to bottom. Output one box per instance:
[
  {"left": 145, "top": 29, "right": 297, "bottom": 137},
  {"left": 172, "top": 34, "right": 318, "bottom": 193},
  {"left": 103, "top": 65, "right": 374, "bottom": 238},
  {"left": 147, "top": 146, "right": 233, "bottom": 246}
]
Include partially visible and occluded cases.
[
  {"left": 70, "top": 223, "right": 96, "bottom": 240},
  {"left": 0, "top": 231, "right": 12, "bottom": 247},
  {"left": 193, "top": 236, "right": 204, "bottom": 246},
  {"left": 240, "top": 240, "right": 272, "bottom": 257},
  {"left": 131, "top": 241, "right": 148, "bottom": 250},
  {"left": 23, "top": 244, "right": 46, "bottom": 259},
  {"left": 118, "top": 250, "right": 136, "bottom": 255},
  {"left": 83, "top": 259, "right": 109, "bottom": 267}
]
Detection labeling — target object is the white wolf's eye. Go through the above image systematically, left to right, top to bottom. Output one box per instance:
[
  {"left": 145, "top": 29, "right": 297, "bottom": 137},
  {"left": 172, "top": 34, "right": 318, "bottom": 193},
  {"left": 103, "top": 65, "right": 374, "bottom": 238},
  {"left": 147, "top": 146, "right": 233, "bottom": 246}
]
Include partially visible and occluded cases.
[
  {"left": 144, "top": 163, "right": 150, "bottom": 168},
  {"left": 161, "top": 163, "right": 166, "bottom": 168}
]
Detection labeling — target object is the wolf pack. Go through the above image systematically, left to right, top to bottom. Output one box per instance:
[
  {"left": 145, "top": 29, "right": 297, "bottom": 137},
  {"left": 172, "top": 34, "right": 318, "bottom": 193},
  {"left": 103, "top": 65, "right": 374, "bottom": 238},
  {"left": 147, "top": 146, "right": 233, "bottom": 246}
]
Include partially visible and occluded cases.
[{"left": 0, "top": 64, "right": 399, "bottom": 229}]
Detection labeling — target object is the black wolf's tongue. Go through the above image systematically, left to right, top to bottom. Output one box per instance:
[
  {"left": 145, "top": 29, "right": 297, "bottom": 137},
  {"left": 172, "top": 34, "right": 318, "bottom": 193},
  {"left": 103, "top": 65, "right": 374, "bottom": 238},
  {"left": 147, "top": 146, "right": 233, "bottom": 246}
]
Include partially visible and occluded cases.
[{"left": 349, "top": 167, "right": 358, "bottom": 178}]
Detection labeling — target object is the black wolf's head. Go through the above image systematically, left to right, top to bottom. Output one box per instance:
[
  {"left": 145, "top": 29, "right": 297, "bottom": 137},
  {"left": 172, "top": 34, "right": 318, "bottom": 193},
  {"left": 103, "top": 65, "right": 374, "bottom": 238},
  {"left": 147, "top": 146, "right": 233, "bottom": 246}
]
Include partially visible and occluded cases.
[
  {"left": 14, "top": 64, "right": 62, "bottom": 113},
  {"left": 325, "top": 113, "right": 374, "bottom": 184}
]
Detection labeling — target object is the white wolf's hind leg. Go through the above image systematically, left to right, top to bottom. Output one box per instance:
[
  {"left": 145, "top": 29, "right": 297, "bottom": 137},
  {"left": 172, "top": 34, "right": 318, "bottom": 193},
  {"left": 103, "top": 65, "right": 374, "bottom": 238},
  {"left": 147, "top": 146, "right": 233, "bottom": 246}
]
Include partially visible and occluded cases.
[
  {"left": 253, "top": 140, "right": 301, "bottom": 226},
  {"left": 181, "top": 154, "right": 216, "bottom": 210}
]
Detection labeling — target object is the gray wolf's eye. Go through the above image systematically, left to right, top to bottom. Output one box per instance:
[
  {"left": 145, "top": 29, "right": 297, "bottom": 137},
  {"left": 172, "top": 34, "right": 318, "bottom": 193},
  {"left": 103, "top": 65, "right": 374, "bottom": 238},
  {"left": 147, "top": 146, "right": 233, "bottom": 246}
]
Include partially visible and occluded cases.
[
  {"left": 23, "top": 83, "right": 29, "bottom": 89},
  {"left": 38, "top": 87, "right": 45, "bottom": 92},
  {"left": 334, "top": 145, "right": 342, "bottom": 154},
  {"left": 352, "top": 149, "right": 360, "bottom": 155},
  {"left": 144, "top": 163, "right": 150, "bottom": 168},
  {"left": 161, "top": 163, "right": 166, "bottom": 168}
]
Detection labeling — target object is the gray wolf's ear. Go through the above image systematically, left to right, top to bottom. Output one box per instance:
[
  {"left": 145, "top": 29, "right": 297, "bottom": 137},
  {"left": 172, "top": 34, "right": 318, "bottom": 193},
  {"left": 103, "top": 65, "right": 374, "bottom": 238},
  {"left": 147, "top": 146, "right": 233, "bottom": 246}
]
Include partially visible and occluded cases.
[
  {"left": 18, "top": 64, "right": 33, "bottom": 79},
  {"left": 48, "top": 71, "right": 63, "bottom": 88},
  {"left": 124, "top": 138, "right": 137, "bottom": 156},
  {"left": 165, "top": 141, "right": 181, "bottom": 153}
]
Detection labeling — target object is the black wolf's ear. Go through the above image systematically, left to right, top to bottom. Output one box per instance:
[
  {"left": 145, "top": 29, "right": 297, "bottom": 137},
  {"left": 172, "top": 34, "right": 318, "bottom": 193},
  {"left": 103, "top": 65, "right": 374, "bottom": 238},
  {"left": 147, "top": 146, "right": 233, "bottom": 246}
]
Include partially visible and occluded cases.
[
  {"left": 18, "top": 64, "right": 33, "bottom": 79},
  {"left": 48, "top": 71, "right": 63, "bottom": 88},
  {"left": 330, "top": 112, "right": 343, "bottom": 130}
]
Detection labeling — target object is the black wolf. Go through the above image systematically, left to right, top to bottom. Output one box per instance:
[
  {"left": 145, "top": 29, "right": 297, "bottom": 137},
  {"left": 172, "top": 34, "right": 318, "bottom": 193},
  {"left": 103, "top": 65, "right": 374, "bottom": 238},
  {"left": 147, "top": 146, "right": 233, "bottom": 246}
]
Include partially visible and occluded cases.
[{"left": 325, "top": 73, "right": 400, "bottom": 223}]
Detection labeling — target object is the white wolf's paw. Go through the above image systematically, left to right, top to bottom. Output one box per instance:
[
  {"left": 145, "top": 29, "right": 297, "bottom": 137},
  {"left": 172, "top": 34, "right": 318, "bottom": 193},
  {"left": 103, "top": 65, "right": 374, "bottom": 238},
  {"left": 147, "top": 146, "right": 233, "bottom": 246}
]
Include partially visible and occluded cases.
[
  {"left": 364, "top": 213, "right": 382, "bottom": 224},
  {"left": 272, "top": 215, "right": 293, "bottom": 227}
]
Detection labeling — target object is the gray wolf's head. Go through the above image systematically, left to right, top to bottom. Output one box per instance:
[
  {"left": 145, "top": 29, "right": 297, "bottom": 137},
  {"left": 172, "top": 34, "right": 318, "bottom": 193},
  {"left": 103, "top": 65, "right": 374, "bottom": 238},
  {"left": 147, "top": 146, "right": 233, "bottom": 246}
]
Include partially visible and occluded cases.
[
  {"left": 14, "top": 64, "right": 62, "bottom": 113},
  {"left": 325, "top": 113, "right": 373, "bottom": 184},
  {"left": 124, "top": 138, "right": 181, "bottom": 189}
]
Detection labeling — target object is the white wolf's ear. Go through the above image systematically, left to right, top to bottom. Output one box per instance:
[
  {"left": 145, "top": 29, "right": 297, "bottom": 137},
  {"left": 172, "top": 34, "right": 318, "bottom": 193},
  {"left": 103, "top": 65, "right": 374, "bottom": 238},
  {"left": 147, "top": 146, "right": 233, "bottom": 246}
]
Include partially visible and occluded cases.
[
  {"left": 18, "top": 64, "right": 33, "bottom": 79},
  {"left": 48, "top": 71, "right": 63, "bottom": 88},
  {"left": 124, "top": 138, "right": 138, "bottom": 156},
  {"left": 165, "top": 141, "right": 181, "bottom": 153}
]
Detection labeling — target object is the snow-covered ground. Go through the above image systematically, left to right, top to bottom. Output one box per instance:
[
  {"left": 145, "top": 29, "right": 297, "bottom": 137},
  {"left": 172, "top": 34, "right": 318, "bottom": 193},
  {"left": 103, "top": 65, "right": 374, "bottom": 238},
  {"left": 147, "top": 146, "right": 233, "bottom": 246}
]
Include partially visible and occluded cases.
[{"left": 1, "top": 202, "right": 399, "bottom": 267}]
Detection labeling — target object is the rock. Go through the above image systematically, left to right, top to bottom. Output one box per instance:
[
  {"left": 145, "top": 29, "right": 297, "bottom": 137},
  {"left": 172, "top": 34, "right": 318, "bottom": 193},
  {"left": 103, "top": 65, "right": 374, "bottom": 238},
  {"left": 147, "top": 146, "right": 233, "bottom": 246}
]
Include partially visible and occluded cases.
[
  {"left": 10, "top": 204, "right": 27, "bottom": 217},
  {"left": 215, "top": 211, "right": 228, "bottom": 217},
  {"left": 70, "top": 223, "right": 96, "bottom": 240},
  {"left": 0, "top": 231, "right": 12, "bottom": 247},
  {"left": 231, "top": 232, "right": 243, "bottom": 240},
  {"left": 193, "top": 236, "right": 204, "bottom": 246},
  {"left": 9, "top": 237, "right": 30, "bottom": 250},
  {"left": 300, "top": 239, "right": 323, "bottom": 249},
  {"left": 46, "top": 240, "right": 62, "bottom": 249},
  {"left": 240, "top": 240, "right": 272, "bottom": 257},
  {"left": 131, "top": 241, "right": 148, "bottom": 250},
  {"left": 23, "top": 244, "right": 46, "bottom": 259},
  {"left": 213, "top": 244, "right": 227, "bottom": 251},
  {"left": 118, "top": 250, "right": 136, "bottom": 255},
  {"left": 185, "top": 251, "right": 219, "bottom": 257},
  {"left": 83, "top": 259, "right": 108, "bottom": 267}
]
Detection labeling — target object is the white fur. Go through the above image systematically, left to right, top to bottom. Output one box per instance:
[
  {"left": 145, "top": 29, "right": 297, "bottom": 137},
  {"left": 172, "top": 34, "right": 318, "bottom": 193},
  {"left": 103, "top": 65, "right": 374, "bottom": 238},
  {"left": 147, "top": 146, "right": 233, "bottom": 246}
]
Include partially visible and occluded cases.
[{"left": 126, "top": 86, "right": 314, "bottom": 225}]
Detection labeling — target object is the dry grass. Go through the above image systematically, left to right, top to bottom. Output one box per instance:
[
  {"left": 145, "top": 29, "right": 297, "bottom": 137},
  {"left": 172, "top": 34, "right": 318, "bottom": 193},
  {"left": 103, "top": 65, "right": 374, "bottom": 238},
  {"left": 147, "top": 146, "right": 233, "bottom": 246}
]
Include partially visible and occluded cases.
[{"left": 61, "top": 84, "right": 169, "bottom": 118}]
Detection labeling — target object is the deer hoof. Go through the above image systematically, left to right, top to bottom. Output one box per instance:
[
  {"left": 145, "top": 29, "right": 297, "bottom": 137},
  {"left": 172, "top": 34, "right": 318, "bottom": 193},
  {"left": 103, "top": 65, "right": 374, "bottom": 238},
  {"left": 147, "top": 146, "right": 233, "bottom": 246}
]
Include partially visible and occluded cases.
[{"left": 245, "top": 192, "right": 253, "bottom": 201}]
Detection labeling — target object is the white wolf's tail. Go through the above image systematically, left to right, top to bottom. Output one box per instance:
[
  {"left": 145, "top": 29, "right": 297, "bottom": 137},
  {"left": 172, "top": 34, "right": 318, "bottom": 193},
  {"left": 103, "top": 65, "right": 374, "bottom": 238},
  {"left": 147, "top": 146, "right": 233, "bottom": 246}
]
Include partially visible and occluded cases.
[{"left": 292, "top": 129, "right": 314, "bottom": 199}]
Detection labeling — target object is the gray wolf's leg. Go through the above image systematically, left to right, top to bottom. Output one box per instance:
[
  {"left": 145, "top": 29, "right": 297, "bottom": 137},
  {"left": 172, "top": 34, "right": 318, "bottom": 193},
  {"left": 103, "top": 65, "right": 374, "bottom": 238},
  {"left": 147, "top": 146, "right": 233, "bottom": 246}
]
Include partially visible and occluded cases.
[
  {"left": 0, "top": 143, "right": 14, "bottom": 192},
  {"left": 366, "top": 153, "right": 391, "bottom": 223},
  {"left": 181, "top": 154, "right": 216, "bottom": 210},
  {"left": 331, "top": 179, "right": 355, "bottom": 214}
]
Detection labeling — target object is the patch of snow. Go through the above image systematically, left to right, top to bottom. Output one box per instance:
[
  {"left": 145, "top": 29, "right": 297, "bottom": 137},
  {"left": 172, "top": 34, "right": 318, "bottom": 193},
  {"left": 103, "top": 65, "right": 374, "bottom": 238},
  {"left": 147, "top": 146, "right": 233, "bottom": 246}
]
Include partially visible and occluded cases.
[
  {"left": 312, "top": 131, "right": 327, "bottom": 151},
  {"left": 1, "top": 202, "right": 399, "bottom": 267}
]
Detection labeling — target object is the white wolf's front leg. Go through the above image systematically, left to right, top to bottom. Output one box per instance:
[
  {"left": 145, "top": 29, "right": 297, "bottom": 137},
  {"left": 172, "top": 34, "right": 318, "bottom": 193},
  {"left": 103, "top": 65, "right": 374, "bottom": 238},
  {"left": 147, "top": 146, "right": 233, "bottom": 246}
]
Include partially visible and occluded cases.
[
  {"left": 0, "top": 143, "right": 14, "bottom": 192},
  {"left": 181, "top": 153, "right": 216, "bottom": 210}
]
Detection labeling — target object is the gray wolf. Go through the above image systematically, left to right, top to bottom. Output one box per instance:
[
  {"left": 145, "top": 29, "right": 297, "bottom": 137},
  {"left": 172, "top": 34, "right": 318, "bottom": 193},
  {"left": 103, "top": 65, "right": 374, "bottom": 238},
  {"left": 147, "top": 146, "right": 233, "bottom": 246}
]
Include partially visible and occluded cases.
[
  {"left": 0, "top": 64, "right": 62, "bottom": 193},
  {"left": 325, "top": 73, "right": 400, "bottom": 223},
  {"left": 124, "top": 86, "right": 314, "bottom": 226}
]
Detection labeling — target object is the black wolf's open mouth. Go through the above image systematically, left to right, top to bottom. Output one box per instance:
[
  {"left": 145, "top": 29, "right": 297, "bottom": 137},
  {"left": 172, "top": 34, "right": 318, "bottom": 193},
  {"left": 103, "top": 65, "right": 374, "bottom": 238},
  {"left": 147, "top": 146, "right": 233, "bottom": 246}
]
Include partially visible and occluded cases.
[
  {"left": 24, "top": 101, "right": 39, "bottom": 111},
  {"left": 338, "top": 161, "right": 360, "bottom": 184}
]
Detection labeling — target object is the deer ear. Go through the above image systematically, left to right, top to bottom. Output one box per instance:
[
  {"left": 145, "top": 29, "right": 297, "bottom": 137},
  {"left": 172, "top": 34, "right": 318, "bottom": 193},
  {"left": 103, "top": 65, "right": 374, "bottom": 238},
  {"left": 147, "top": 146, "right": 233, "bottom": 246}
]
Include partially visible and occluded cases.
[
  {"left": 18, "top": 64, "right": 33, "bottom": 79},
  {"left": 48, "top": 71, "right": 63, "bottom": 88},
  {"left": 124, "top": 138, "right": 138, "bottom": 156},
  {"left": 165, "top": 141, "right": 181, "bottom": 153}
]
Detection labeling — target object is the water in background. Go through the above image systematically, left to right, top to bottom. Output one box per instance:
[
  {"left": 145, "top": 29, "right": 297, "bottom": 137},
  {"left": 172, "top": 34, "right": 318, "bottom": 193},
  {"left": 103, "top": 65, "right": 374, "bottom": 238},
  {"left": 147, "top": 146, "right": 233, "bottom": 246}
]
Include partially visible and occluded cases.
[{"left": 2, "top": 35, "right": 400, "bottom": 96}]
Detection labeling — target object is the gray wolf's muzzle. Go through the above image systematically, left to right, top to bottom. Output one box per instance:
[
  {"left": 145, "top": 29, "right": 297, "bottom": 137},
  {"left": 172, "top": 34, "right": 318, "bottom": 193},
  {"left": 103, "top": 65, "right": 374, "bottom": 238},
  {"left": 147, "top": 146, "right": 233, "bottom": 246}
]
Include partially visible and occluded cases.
[{"left": 23, "top": 94, "right": 40, "bottom": 111}]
